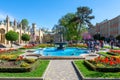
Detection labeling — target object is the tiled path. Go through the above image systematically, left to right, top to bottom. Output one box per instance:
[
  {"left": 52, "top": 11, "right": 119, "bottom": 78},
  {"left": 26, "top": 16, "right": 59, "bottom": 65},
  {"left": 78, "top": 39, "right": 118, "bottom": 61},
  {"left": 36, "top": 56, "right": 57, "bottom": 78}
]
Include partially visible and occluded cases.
[{"left": 44, "top": 60, "right": 81, "bottom": 80}]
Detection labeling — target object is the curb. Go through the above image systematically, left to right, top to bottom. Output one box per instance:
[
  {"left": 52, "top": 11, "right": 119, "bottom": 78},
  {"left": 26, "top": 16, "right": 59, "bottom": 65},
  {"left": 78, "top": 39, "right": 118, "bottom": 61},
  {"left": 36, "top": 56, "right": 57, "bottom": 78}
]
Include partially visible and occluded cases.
[{"left": 42, "top": 60, "right": 51, "bottom": 79}]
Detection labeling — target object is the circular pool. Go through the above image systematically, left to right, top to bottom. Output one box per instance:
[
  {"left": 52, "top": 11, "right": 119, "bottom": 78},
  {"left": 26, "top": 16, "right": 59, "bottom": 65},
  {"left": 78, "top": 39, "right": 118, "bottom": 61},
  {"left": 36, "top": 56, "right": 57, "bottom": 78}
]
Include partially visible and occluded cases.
[{"left": 34, "top": 47, "right": 88, "bottom": 56}]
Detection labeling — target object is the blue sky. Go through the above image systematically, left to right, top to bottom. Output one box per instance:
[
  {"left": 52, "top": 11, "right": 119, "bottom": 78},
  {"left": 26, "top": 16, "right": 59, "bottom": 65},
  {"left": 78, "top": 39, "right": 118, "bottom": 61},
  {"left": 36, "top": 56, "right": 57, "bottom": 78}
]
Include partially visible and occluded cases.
[{"left": 0, "top": 0, "right": 120, "bottom": 30}]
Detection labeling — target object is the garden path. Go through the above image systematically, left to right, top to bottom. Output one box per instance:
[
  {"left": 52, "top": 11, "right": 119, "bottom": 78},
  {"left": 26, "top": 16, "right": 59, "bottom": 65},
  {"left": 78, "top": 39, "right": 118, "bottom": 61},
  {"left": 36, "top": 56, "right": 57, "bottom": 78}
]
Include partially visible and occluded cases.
[{"left": 44, "top": 60, "right": 81, "bottom": 80}]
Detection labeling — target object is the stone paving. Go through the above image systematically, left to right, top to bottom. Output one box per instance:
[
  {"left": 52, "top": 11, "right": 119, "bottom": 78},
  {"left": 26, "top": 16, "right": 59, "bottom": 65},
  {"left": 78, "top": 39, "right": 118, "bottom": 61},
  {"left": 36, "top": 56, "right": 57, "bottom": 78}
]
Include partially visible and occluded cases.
[{"left": 44, "top": 60, "right": 81, "bottom": 80}]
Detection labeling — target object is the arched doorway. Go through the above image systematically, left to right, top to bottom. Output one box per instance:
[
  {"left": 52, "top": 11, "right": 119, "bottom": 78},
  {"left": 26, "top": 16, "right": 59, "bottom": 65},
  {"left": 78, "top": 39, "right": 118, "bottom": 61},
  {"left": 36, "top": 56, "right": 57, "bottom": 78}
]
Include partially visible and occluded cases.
[{"left": 0, "top": 28, "right": 5, "bottom": 44}]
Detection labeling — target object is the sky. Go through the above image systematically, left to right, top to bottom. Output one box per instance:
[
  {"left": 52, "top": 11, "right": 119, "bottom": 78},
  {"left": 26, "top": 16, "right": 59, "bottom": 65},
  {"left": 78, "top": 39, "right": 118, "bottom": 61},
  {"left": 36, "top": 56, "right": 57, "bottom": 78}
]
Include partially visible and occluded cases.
[{"left": 0, "top": 0, "right": 120, "bottom": 30}]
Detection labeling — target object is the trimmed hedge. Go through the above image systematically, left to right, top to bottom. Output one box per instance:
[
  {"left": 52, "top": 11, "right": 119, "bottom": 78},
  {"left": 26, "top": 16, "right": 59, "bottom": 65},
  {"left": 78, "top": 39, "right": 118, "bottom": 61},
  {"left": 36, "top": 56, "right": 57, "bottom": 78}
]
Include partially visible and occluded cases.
[
  {"left": 107, "top": 52, "right": 119, "bottom": 56},
  {"left": 0, "top": 60, "right": 39, "bottom": 72},
  {"left": 84, "top": 60, "right": 120, "bottom": 72},
  {"left": 84, "top": 60, "right": 96, "bottom": 71},
  {"left": 0, "top": 67, "right": 31, "bottom": 72}
]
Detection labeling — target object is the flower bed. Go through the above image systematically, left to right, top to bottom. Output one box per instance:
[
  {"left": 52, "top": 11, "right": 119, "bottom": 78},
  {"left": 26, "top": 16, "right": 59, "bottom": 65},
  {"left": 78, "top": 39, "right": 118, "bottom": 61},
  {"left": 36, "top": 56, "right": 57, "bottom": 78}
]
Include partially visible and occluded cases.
[
  {"left": 21, "top": 44, "right": 39, "bottom": 49},
  {"left": 109, "top": 49, "right": 120, "bottom": 55},
  {"left": 0, "top": 55, "right": 39, "bottom": 72},
  {"left": 84, "top": 56, "right": 120, "bottom": 72},
  {"left": 0, "top": 60, "right": 49, "bottom": 80},
  {"left": 74, "top": 60, "right": 120, "bottom": 79}
]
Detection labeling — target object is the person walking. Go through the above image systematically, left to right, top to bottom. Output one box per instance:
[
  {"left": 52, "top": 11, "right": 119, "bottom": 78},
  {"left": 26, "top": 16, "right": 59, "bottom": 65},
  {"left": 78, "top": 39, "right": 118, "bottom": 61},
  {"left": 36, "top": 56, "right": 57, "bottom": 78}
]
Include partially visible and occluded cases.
[
  {"left": 94, "top": 40, "right": 100, "bottom": 52},
  {"left": 110, "top": 40, "right": 114, "bottom": 49}
]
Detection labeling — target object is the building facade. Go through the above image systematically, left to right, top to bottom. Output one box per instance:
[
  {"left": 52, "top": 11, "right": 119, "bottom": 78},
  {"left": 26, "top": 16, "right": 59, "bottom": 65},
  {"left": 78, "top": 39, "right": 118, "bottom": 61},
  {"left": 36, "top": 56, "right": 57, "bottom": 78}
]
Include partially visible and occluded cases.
[
  {"left": 89, "top": 15, "right": 120, "bottom": 38},
  {"left": 0, "top": 16, "right": 43, "bottom": 46},
  {"left": 88, "top": 26, "right": 96, "bottom": 37}
]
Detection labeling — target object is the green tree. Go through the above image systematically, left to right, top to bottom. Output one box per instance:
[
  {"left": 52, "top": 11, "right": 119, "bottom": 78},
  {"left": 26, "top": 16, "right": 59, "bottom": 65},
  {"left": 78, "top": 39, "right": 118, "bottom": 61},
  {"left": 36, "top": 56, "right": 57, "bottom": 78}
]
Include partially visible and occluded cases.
[
  {"left": 54, "top": 6, "right": 94, "bottom": 43},
  {"left": 71, "top": 6, "right": 94, "bottom": 41},
  {"left": 58, "top": 13, "right": 77, "bottom": 41},
  {"left": 21, "top": 19, "right": 29, "bottom": 30},
  {"left": 5, "top": 30, "right": 19, "bottom": 47},
  {"left": 21, "top": 34, "right": 30, "bottom": 42},
  {"left": 93, "top": 34, "right": 100, "bottom": 40},
  {"left": 116, "top": 35, "right": 120, "bottom": 41},
  {"left": 100, "top": 36, "right": 105, "bottom": 40}
]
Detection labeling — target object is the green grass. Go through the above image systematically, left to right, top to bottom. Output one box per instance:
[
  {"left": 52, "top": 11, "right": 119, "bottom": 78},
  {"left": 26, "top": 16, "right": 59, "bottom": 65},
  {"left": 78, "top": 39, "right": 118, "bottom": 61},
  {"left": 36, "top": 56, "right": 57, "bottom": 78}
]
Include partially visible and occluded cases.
[
  {"left": 104, "top": 45, "right": 120, "bottom": 50},
  {"left": 104, "top": 45, "right": 111, "bottom": 49},
  {"left": 0, "top": 50, "right": 24, "bottom": 59},
  {"left": 9, "top": 50, "right": 24, "bottom": 55},
  {"left": 98, "top": 52, "right": 112, "bottom": 57},
  {"left": 0, "top": 60, "right": 49, "bottom": 77},
  {"left": 74, "top": 60, "right": 120, "bottom": 78}
]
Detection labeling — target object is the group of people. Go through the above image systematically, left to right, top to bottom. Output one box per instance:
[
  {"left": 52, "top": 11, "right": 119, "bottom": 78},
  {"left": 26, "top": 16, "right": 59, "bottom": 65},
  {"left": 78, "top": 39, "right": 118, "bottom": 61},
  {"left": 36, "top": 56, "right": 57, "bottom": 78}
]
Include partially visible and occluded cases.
[{"left": 86, "top": 40, "right": 104, "bottom": 53}]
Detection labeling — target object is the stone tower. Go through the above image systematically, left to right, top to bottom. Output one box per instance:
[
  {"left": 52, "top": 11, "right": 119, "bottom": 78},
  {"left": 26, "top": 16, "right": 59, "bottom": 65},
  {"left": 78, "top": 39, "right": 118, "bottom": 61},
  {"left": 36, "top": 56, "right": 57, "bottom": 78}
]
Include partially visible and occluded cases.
[
  {"left": 6, "top": 16, "right": 10, "bottom": 32},
  {"left": 14, "top": 19, "right": 17, "bottom": 31},
  {"left": 20, "top": 23, "right": 22, "bottom": 43},
  {"left": 32, "top": 23, "right": 36, "bottom": 42},
  {"left": 32, "top": 23, "right": 36, "bottom": 35},
  {"left": 39, "top": 28, "right": 43, "bottom": 43}
]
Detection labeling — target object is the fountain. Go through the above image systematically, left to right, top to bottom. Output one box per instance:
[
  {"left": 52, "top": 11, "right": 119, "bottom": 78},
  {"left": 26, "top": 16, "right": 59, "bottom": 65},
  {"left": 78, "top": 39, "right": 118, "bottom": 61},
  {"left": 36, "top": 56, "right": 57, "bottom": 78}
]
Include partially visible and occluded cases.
[
  {"left": 33, "top": 25, "right": 88, "bottom": 56},
  {"left": 53, "top": 25, "right": 68, "bottom": 49},
  {"left": 55, "top": 42, "right": 67, "bottom": 50}
]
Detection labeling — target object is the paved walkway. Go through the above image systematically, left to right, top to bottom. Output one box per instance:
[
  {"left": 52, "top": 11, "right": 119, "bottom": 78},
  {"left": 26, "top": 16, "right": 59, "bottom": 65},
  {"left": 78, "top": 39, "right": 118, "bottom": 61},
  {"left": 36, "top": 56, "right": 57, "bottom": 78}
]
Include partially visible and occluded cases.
[{"left": 44, "top": 60, "right": 81, "bottom": 80}]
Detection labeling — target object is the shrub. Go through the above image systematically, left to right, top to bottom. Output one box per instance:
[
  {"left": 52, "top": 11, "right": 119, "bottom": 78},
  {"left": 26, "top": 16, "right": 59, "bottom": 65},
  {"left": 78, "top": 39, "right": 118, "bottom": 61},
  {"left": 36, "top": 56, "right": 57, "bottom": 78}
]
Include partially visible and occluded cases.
[
  {"left": 5, "top": 30, "right": 19, "bottom": 47},
  {"left": 21, "top": 34, "right": 30, "bottom": 42},
  {"left": 116, "top": 35, "right": 120, "bottom": 41},
  {"left": 0, "top": 55, "right": 16, "bottom": 60},
  {"left": 24, "top": 58, "right": 36, "bottom": 63},
  {"left": 20, "top": 62, "right": 30, "bottom": 67},
  {"left": 96, "top": 63, "right": 105, "bottom": 67}
]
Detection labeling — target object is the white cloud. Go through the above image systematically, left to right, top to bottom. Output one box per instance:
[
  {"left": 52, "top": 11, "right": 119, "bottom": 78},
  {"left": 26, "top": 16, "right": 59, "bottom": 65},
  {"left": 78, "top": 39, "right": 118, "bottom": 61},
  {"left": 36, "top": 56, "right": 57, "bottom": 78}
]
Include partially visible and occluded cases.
[{"left": 0, "top": 12, "right": 15, "bottom": 21}]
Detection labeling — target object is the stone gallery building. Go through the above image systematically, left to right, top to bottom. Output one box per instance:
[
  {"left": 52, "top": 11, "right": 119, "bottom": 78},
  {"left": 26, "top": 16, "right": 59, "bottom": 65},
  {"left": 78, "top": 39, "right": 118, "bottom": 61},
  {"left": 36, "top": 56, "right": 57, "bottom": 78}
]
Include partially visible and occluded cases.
[
  {"left": 89, "top": 15, "right": 120, "bottom": 38},
  {"left": 0, "top": 16, "right": 43, "bottom": 46}
]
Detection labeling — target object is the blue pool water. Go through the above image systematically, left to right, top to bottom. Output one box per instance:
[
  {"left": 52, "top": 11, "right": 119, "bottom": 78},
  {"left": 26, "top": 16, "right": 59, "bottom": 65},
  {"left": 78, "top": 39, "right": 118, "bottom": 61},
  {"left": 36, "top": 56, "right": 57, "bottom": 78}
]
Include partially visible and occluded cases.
[{"left": 34, "top": 47, "right": 88, "bottom": 56}]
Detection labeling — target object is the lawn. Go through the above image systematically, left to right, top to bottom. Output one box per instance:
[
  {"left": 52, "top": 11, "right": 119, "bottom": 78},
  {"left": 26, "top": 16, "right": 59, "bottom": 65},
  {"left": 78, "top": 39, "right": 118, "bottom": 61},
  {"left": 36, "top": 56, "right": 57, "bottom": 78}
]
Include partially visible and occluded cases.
[
  {"left": 104, "top": 45, "right": 120, "bottom": 50},
  {"left": 2, "top": 50, "right": 24, "bottom": 55},
  {"left": 98, "top": 52, "right": 112, "bottom": 57},
  {"left": 0, "top": 60, "right": 49, "bottom": 77},
  {"left": 74, "top": 60, "right": 120, "bottom": 78}
]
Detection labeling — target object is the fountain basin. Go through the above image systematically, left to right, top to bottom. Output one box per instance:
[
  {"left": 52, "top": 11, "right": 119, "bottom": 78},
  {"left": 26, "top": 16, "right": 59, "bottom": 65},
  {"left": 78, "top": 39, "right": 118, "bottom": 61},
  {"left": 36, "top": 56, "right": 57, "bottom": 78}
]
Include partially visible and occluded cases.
[{"left": 34, "top": 47, "right": 88, "bottom": 56}]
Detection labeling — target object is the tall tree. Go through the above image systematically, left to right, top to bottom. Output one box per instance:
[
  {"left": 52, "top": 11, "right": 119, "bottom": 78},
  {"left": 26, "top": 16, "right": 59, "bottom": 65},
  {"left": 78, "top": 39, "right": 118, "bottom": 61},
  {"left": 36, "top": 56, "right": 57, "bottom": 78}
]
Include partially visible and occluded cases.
[
  {"left": 55, "top": 6, "right": 94, "bottom": 42},
  {"left": 70, "top": 6, "right": 94, "bottom": 41},
  {"left": 59, "top": 13, "right": 77, "bottom": 41},
  {"left": 21, "top": 19, "right": 29, "bottom": 30}
]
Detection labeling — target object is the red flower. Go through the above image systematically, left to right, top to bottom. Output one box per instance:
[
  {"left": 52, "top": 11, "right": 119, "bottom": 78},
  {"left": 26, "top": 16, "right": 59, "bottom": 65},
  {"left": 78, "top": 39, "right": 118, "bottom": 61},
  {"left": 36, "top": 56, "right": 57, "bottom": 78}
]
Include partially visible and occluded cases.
[
  {"left": 16, "top": 55, "right": 24, "bottom": 61},
  {"left": 104, "top": 57, "right": 109, "bottom": 63},
  {"left": 109, "top": 61, "right": 115, "bottom": 66}
]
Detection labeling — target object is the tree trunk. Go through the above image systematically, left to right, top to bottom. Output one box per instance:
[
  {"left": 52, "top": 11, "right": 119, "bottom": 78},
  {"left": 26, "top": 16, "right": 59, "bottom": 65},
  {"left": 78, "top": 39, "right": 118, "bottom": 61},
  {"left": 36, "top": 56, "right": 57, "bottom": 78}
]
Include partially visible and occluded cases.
[
  {"left": 77, "top": 23, "right": 82, "bottom": 44},
  {"left": 11, "top": 41, "right": 12, "bottom": 48}
]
